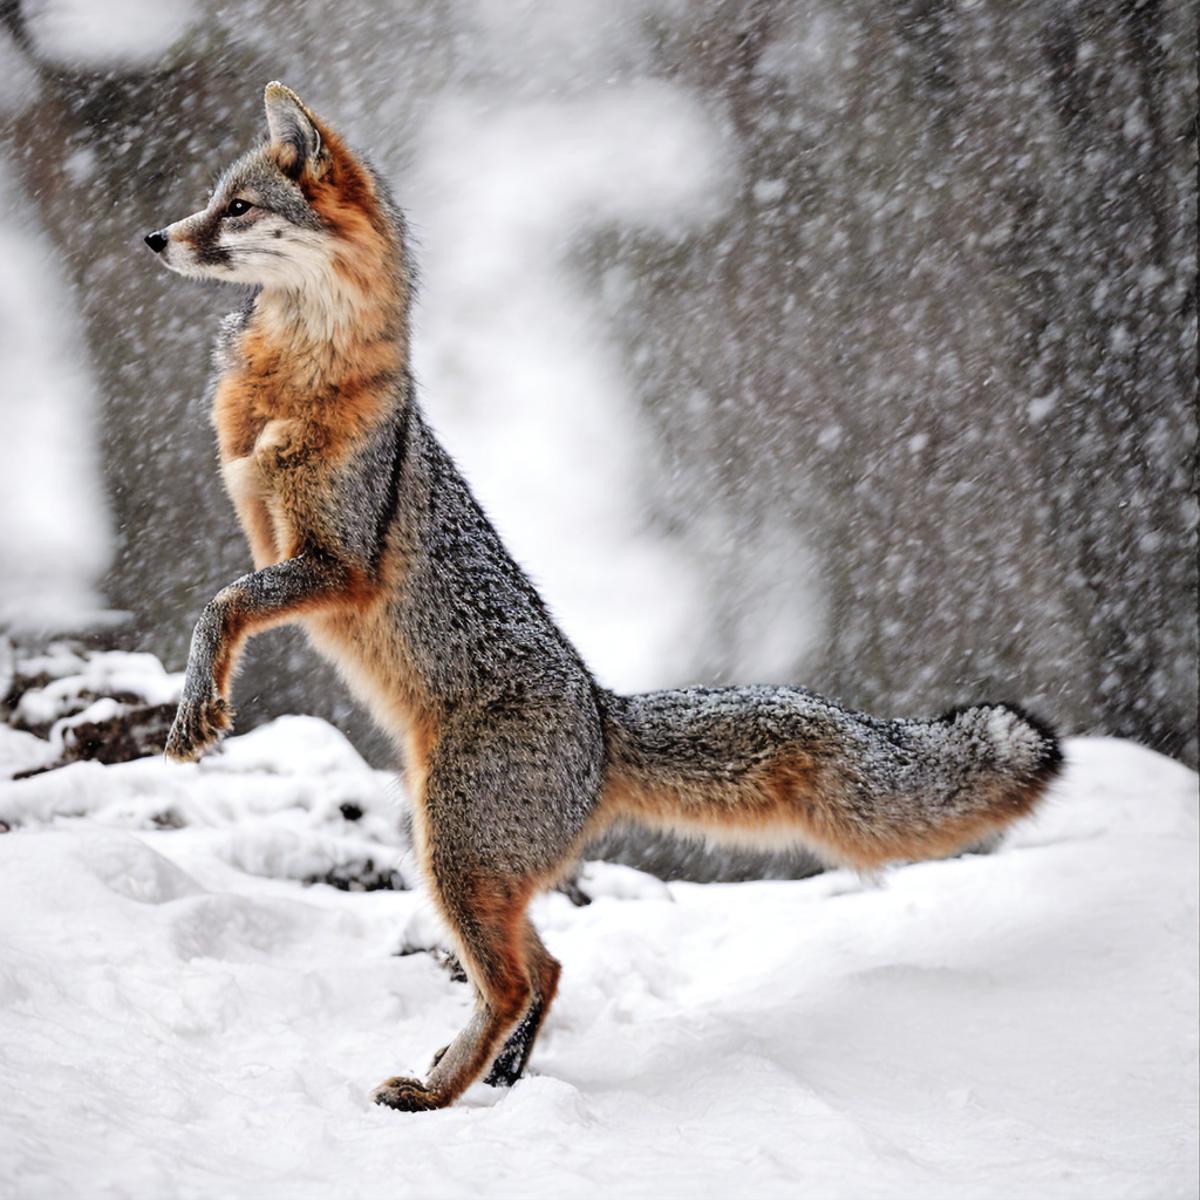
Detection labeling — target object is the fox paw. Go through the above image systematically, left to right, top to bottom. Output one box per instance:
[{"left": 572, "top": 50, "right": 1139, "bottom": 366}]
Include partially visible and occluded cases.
[
  {"left": 164, "top": 693, "right": 232, "bottom": 763},
  {"left": 372, "top": 1076, "right": 442, "bottom": 1112}
]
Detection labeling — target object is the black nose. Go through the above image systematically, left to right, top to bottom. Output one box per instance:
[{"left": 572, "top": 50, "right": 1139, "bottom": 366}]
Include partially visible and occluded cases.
[{"left": 144, "top": 230, "right": 168, "bottom": 253}]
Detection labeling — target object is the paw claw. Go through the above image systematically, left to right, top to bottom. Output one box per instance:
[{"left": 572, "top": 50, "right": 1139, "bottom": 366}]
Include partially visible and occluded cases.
[{"left": 372, "top": 1076, "right": 441, "bottom": 1112}]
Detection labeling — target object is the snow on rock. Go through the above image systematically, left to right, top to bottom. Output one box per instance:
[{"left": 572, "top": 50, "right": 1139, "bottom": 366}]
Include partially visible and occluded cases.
[
  {"left": 13, "top": 648, "right": 183, "bottom": 729},
  {"left": 0, "top": 710, "right": 412, "bottom": 890},
  {"left": 213, "top": 714, "right": 379, "bottom": 779},
  {"left": 0, "top": 725, "right": 58, "bottom": 781},
  {"left": 0, "top": 733, "right": 1195, "bottom": 1199}
]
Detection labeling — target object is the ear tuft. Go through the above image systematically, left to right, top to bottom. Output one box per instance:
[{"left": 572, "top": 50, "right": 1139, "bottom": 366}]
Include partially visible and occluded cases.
[{"left": 263, "top": 81, "right": 325, "bottom": 177}]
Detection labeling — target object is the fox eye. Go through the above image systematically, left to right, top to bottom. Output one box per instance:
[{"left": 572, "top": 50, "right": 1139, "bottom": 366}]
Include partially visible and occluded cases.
[{"left": 224, "top": 199, "right": 252, "bottom": 218}]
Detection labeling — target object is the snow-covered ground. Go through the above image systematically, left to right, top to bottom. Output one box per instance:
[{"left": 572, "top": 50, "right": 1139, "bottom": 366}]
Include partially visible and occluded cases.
[{"left": 0, "top": 699, "right": 1196, "bottom": 1198}]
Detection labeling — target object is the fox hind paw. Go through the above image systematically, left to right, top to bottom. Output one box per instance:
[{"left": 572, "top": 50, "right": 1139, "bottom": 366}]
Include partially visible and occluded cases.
[
  {"left": 164, "top": 694, "right": 232, "bottom": 763},
  {"left": 372, "top": 1076, "right": 442, "bottom": 1112}
]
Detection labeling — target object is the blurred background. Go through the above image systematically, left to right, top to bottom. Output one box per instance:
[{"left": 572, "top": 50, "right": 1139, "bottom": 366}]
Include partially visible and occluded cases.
[{"left": 0, "top": 0, "right": 1195, "bottom": 803}]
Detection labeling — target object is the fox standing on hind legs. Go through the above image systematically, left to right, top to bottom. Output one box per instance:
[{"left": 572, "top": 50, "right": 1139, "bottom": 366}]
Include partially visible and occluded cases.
[{"left": 147, "top": 83, "right": 1062, "bottom": 1112}]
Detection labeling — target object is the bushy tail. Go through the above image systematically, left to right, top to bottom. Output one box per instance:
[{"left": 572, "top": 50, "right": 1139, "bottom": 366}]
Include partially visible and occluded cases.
[{"left": 596, "top": 686, "right": 1062, "bottom": 870}]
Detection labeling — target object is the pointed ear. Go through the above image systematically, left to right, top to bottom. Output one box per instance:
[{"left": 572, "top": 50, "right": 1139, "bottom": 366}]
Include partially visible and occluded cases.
[{"left": 264, "top": 81, "right": 327, "bottom": 177}]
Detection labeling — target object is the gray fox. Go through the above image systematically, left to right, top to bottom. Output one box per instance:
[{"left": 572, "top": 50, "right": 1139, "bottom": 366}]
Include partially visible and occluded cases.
[{"left": 145, "top": 83, "right": 1062, "bottom": 1112}]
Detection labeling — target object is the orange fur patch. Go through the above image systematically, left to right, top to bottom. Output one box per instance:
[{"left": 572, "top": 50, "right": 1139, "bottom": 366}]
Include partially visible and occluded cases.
[
  {"left": 211, "top": 135, "right": 405, "bottom": 568},
  {"left": 597, "top": 752, "right": 1050, "bottom": 872}
]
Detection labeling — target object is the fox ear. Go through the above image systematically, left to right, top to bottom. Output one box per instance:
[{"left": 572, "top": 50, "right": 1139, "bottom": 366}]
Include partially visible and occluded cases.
[{"left": 264, "top": 82, "right": 327, "bottom": 178}]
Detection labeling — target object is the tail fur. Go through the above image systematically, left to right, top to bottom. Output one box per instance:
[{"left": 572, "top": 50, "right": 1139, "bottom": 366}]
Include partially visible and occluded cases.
[{"left": 597, "top": 686, "right": 1062, "bottom": 870}]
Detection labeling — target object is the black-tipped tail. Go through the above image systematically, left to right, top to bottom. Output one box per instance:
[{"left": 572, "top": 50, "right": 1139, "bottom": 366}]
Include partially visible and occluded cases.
[{"left": 938, "top": 701, "right": 1064, "bottom": 783}]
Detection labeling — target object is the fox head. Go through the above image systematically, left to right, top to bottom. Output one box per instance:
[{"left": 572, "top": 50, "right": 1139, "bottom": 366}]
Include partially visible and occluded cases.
[{"left": 145, "top": 83, "right": 401, "bottom": 302}]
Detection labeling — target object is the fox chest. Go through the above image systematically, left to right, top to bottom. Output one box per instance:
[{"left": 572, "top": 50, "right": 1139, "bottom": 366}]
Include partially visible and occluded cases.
[{"left": 219, "top": 418, "right": 333, "bottom": 562}]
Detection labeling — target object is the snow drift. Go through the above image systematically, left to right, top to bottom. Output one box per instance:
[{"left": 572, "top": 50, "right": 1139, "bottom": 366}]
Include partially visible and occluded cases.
[{"left": 0, "top": 697, "right": 1195, "bottom": 1198}]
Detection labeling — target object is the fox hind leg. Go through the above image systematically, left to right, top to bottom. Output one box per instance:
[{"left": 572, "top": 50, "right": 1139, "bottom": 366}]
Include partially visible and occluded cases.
[
  {"left": 374, "top": 708, "right": 595, "bottom": 1112},
  {"left": 373, "top": 873, "right": 539, "bottom": 1112},
  {"left": 424, "top": 925, "right": 560, "bottom": 1086},
  {"left": 484, "top": 925, "right": 560, "bottom": 1087},
  {"left": 483, "top": 1000, "right": 544, "bottom": 1088}
]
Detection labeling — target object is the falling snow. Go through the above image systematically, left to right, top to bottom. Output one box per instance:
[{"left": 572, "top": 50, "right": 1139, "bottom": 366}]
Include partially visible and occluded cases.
[{"left": 0, "top": 2, "right": 1196, "bottom": 1194}]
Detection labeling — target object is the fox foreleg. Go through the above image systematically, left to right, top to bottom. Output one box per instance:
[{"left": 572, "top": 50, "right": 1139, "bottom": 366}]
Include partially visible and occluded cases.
[{"left": 165, "top": 550, "right": 355, "bottom": 762}]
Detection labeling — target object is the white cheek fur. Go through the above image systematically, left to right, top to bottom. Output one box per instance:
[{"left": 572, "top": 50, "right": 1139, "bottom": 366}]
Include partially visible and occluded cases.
[
  {"left": 152, "top": 210, "right": 316, "bottom": 283},
  {"left": 155, "top": 213, "right": 368, "bottom": 342},
  {"left": 217, "top": 221, "right": 335, "bottom": 287},
  {"left": 158, "top": 239, "right": 216, "bottom": 280}
]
